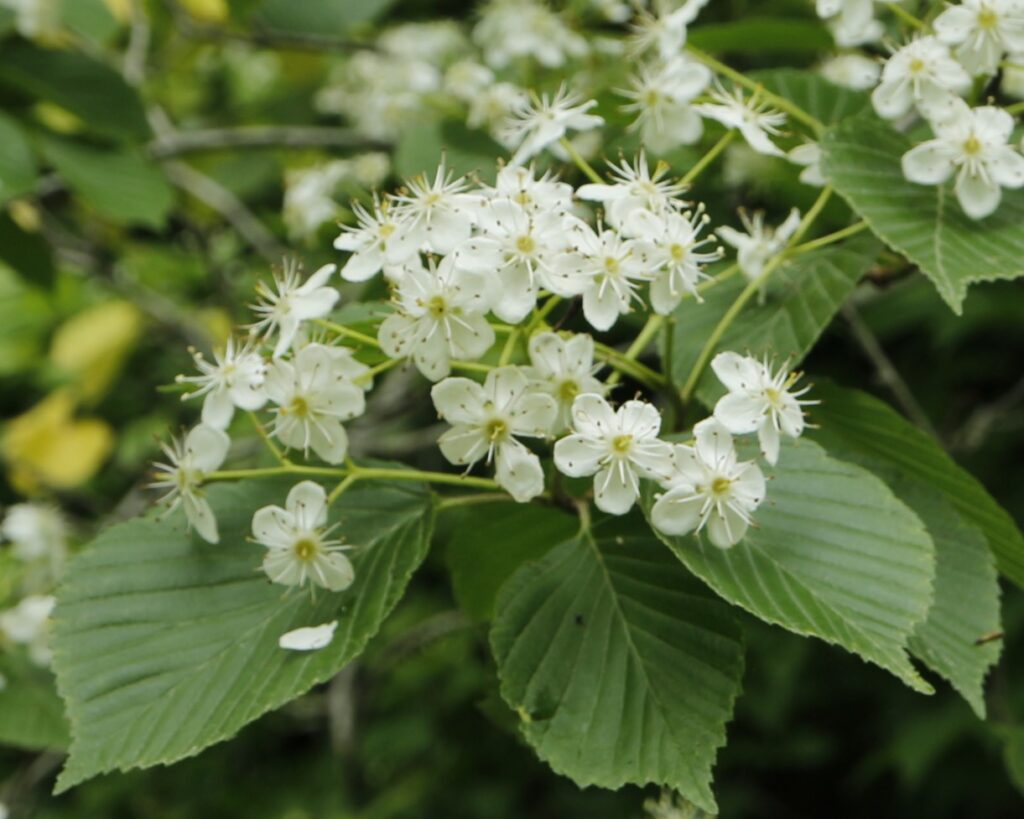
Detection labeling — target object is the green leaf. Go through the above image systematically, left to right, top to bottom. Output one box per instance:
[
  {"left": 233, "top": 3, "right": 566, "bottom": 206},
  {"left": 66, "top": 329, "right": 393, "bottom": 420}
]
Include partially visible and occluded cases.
[
  {"left": 59, "top": 0, "right": 121, "bottom": 45},
  {"left": 254, "top": 0, "right": 397, "bottom": 34},
  {"left": 689, "top": 20, "right": 832, "bottom": 56},
  {"left": 0, "top": 42, "right": 149, "bottom": 143},
  {"left": 755, "top": 68, "right": 870, "bottom": 124},
  {"left": 0, "top": 112, "right": 37, "bottom": 203},
  {"left": 820, "top": 113, "right": 1024, "bottom": 313},
  {"left": 394, "top": 121, "right": 501, "bottom": 182},
  {"left": 40, "top": 137, "right": 175, "bottom": 229},
  {"left": 0, "top": 212, "right": 56, "bottom": 288},
  {"left": 666, "top": 237, "right": 879, "bottom": 406},
  {"left": 809, "top": 382, "right": 1024, "bottom": 590},
  {"left": 642, "top": 439, "right": 935, "bottom": 694},
  {"left": 52, "top": 476, "right": 434, "bottom": 791},
  {"left": 899, "top": 485, "right": 1001, "bottom": 718},
  {"left": 446, "top": 502, "right": 577, "bottom": 621},
  {"left": 490, "top": 516, "right": 744, "bottom": 813},
  {"left": 0, "top": 653, "right": 70, "bottom": 751},
  {"left": 1004, "top": 725, "right": 1024, "bottom": 795}
]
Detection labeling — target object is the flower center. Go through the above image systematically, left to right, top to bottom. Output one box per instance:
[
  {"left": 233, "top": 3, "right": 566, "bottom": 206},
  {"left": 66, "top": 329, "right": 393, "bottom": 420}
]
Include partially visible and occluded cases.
[
  {"left": 978, "top": 7, "right": 998, "bottom": 28},
  {"left": 909, "top": 57, "right": 925, "bottom": 74},
  {"left": 644, "top": 89, "right": 660, "bottom": 107},
  {"left": 963, "top": 135, "right": 982, "bottom": 155},
  {"left": 513, "top": 190, "right": 533, "bottom": 207},
  {"left": 379, "top": 222, "right": 396, "bottom": 239},
  {"left": 516, "top": 234, "right": 536, "bottom": 254},
  {"left": 669, "top": 243, "right": 686, "bottom": 261},
  {"left": 603, "top": 256, "right": 620, "bottom": 274},
  {"left": 427, "top": 295, "right": 448, "bottom": 317},
  {"left": 558, "top": 379, "right": 580, "bottom": 402},
  {"left": 764, "top": 387, "right": 781, "bottom": 406},
  {"left": 288, "top": 395, "right": 310, "bottom": 417},
  {"left": 485, "top": 418, "right": 509, "bottom": 442},
  {"left": 611, "top": 434, "right": 633, "bottom": 454},
  {"left": 711, "top": 477, "right": 732, "bottom": 495},
  {"left": 293, "top": 538, "right": 319, "bottom": 561}
]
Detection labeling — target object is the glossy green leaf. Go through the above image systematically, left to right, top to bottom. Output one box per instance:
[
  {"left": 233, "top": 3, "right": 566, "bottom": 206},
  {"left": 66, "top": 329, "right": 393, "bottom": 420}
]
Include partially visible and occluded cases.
[
  {"left": 690, "top": 20, "right": 832, "bottom": 56},
  {"left": 0, "top": 42, "right": 149, "bottom": 143},
  {"left": 755, "top": 68, "right": 870, "bottom": 124},
  {"left": 820, "top": 113, "right": 1024, "bottom": 313},
  {"left": 41, "top": 137, "right": 175, "bottom": 229},
  {"left": 666, "top": 237, "right": 879, "bottom": 406},
  {"left": 809, "top": 382, "right": 1024, "bottom": 590},
  {"left": 643, "top": 439, "right": 935, "bottom": 693},
  {"left": 53, "top": 476, "right": 434, "bottom": 791},
  {"left": 900, "top": 485, "right": 1001, "bottom": 717},
  {"left": 446, "top": 502, "right": 577, "bottom": 621},
  {"left": 490, "top": 516, "right": 744, "bottom": 813},
  {"left": 0, "top": 653, "right": 70, "bottom": 750}
]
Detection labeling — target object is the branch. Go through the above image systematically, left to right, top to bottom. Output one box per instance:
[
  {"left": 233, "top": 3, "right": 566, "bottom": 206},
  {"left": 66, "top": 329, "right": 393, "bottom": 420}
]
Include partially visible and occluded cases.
[{"left": 148, "top": 126, "right": 389, "bottom": 159}]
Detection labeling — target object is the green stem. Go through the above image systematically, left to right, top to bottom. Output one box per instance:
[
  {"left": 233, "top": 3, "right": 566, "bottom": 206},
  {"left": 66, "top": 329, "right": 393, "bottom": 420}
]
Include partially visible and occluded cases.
[
  {"left": 887, "top": 2, "right": 928, "bottom": 30},
  {"left": 685, "top": 46, "right": 825, "bottom": 135},
  {"left": 679, "top": 130, "right": 736, "bottom": 188},
  {"left": 559, "top": 137, "right": 604, "bottom": 184},
  {"left": 680, "top": 187, "right": 833, "bottom": 403},
  {"left": 788, "top": 220, "right": 869, "bottom": 256},
  {"left": 526, "top": 294, "right": 562, "bottom": 336},
  {"left": 606, "top": 315, "right": 664, "bottom": 387},
  {"left": 313, "top": 319, "right": 380, "bottom": 348},
  {"left": 593, "top": 342, "right": 665, "bottom": 390},
  {"left": 354, "top": 356, "right": 402, "bottom": 385},
  {"left": 451, "top": 360, "right": 493, "bottom": 375},
  {"left": 248, "top": 411, "right": 288, "bottom": 465},
  {"left": 206, "top": 463, "right": 504, "bottom": 492},
  {"left": 353, "top": 466, "right": 501, "bottom": 490},
  {"left": 327, "top": 473, "right": 360, "bottom": 504},
  {"left": 436, "top": 493, "right": 513, "bottom": 512}
]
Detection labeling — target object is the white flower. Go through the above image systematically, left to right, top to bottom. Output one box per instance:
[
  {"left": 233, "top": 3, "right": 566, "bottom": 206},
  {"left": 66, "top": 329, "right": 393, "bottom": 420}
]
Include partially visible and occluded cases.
[
  {"left": 473, "top": 0, "right": 588, "bottom": 69},
  {"left": 629, "top": 0, "right": 711, "bottom": 59},
  {"left": 817, "top": 0, "right": 884, "bottom": 46},
  {"left": 934, "top": 0, "right": 1024, "bottom": 76},
  {"left": 871, "top": 36, "right": 971, "bottom": 121},
  {"left": 1003, "top": 51, "right": 1024, "bottom": 96},
  {"left": 819, "top": 53, "right": 882, "bottom": 90},
  {"left": 619, "top": 57, "right": 711, "bottom": 154},
  {"left": 444, "top": 59, "right": 496, "bottom": 101},
  {"left": 468, "top": 82, "right": 529, "bottom": 137},
  {"left": 695, "top": 83, "right": 787, "bottom": 157},
  {"left": 500, "top": 86, "right": 603, "bottom": 167},
  {"left": 902, "top": 99, "right": 1024, "bottom": 219},
  {"left": 788, "top": 142, "right": 827, "bottom": 187},
  {"left": 576, "top": 153, "right": 690, "bottom": 234},
  {"left": 283, "top": 160, "right": 351, "bottom": 241},
  {"left": 391, "top": 161, "right": 482, "bottom": 255},
  {"left": 481, "top": 164, "right": 574, "bottom": 216},
  {"left": 455, "top": 199, "right": 581, "bottom": 323},
  {"left": 334, "top": 201, "right": 420, "bottom": 283},
  {"left": 629, "top": 206, "right": 722, "bottom": 315},
  {"left": 717, "top": 208, "right": 801, "bottom": 283},
  {"left": 565, "top": 222, "right": 651, "bottom": 331},
  {"left": 378, "top": 255, "right": 495, "bottom": 381},
  {"left": 250, "top": 261, "right": 340, "bottom": 358},
  {"left": 524, "top": 332, "right": 605, "bottom": 433},
  {"left": 176, "top": 336, "right": 267, "bottom": 429},
  {"left": 264, "top": 343, "right": 365, "bottom": 464},
  {"left": 711, "top": 352, "right": 815, "bottom": 465},
  {"left": 431, "top": 367, "right": 557, "bottom": 502},
  {"left": 554, "top": 394, "right": 673, "bottom": 515},
  {"left": 650, "top": 418, "right": 766, "bottom": 549},
  {"left": 151, "top": 424, "right": 230, "bottom": 544},
  {"left": 253, "top": 481, "right": 354, "bottom": 592},
  {"left": 2, "top": 503, "right": 66, "bottom": 564},
  {"left": 0, "top": 594, "right": 55, "bottom": 666},
  {"left": 279, "top": 620, "right": 338, "bottom": 651}
]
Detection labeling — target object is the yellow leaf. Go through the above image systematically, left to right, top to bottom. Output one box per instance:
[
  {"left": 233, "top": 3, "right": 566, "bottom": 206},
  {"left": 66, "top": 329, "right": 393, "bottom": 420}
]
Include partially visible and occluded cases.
[
  {"left": 178, "top": 0, "right": 229, "bottom": 24},
  {"left": 33, "top": 102, "right": 84, "bottom": 135},
  {"left": 50, "top": 300, "right": 143, "bottom": 402},
  {"left": 2, "top": 391, "right": 113, "bottom": 493}
]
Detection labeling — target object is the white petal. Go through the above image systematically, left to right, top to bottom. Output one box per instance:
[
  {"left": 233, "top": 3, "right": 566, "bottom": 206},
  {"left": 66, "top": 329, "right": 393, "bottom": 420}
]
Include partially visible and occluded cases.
[
  {"left": 872, "top": 78, "right": 912, "bottom": 119},
  {"left": 901, "top": 141, "right": 955, "bottom": 185},
  {"left": 988, "top": 147, "right": 1024, "bottom": 188},
  {"left": 955, "top": 169, "right": 1002, "bottom": 219},
  {"left": 340, "top": 250, "right": 384, "bottom": 282},
  {"left": 448, "top": 313, "right": 496, "bottom": 362},
  {"left": 710, "top": 352, "right": 763, "bottom": 392},
  {"left": 431, "top": 378, "right": 486, "bottom": 425},
  {"left": 201, "top": 388, "right": 235, "bottom": 430},
  {"left": 510, "top": 392, "right": 558, "bottom": 436},
  {"left": 714, "top": 392, "right": 766, "bottom": 434},
  {"left": 570, "top": 393, "right": 616, "bottom": 437},
  {"left": 618, "top": 400, "right": 662, "bottom": 439},
  {"left": 693, "top": 418, "right": 737, "bottom": 467},
  {"left": 308, "top": 419, "right": 349, "bottom": 465},
  {"left": 758, "top": 420, "right": 781, "bottom": 465},
  {"left": 185, "top": 424, "right": 230, "bottom": 473},
  {"left": 438, "top": 425, "right": 489, "bottom": 465},
  {"left": 553, "top": 434, "right": 605, "bottom": 477},
  {"left": 495, "top": 440, "right": 545, "bottom": 502},
  {"left": 629, "top": 440, "right": 675, "bottom": 482},
  {"left": 593, "top": 462, "right": 639, "bottom": 515},
  {"left": 286, "top": 480, "right": 329, "bottom": 529},
  {"left": 650, "top": 487, "right": 703, "bottom": 537},
  {"left": 183, "top": 494, "right": 219, "bottom": 543},
  {"left": 252, "top": 504, "right": 294, "bottom": 549},
  {"left": 706, "top": 506, "right": 749, "bottom": 548},
  {"left": 312, "top": 553, "right": 355, "bottom": 592},
  {"left": 279, "top": 621, "right": 339, "bottom": 651}
]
